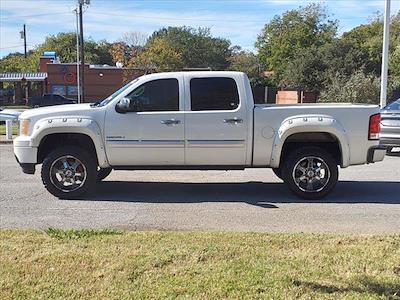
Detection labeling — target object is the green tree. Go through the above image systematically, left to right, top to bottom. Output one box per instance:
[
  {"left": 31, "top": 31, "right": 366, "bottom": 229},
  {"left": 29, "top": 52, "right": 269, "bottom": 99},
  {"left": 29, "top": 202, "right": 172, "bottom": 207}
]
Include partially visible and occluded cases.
[
  {"left": 256, "top": 3, "right": 338, "bottom": 84},
  {"left": 341, "top": 13, "right": 400, "bottom": 76},
  {"left": 147, "top": 26, "right": 233, "bottom": 70},
  {"left": 109, "top": 31, "right": 147, "bottom": 68},
  {"left": 0, "top": 32, "right": 114, "bottom": 73},
  {"left": 36, "top": 32, "right": 113, "bottom": 65},
  {"left": 136, "top": 37, "right": 183, "bottom": 71},
  {"left": 281, "top": 46, "right": 327, "bottom": 92},
  {"left": 228, "top": 50, "right": 263, "bottom": 84},
  {"left": 0, "top": 51, "right": 38, "bottom": 73}
]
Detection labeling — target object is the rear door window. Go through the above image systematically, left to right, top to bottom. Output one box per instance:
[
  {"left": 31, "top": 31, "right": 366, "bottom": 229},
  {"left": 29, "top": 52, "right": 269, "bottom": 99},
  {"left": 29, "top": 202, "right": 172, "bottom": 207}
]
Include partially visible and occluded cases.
[{"left": 190, "top": 77, "right": 239, "bottom": 111}]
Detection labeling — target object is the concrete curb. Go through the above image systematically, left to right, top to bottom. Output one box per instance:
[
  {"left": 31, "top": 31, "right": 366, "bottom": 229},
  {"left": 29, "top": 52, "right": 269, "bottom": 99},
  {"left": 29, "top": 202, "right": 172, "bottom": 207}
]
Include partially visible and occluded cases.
[
  {"left": 0, "top": 136, "right": 15, "bottom": 145},
  {"left": 0, "top": 140, "right": 13, "bottom": 144}
]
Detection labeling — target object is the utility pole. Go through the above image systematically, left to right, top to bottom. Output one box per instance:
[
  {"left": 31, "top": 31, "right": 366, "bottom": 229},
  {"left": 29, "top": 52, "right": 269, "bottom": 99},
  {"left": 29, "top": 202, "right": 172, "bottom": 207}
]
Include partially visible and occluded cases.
[
  {"left": 78, "top": 0, "right": 85, "bottom": 103},
  {"left": 380, "top": 0, "right": 391, "bottom": 108},
  {"left": 75, "top": 8, "right": 81, "bottom": 103},
  {"left": 20, "top": 24, "right": 27, "bottom": 58},
  {"left": 23, "top": 24, "right": 27, "bottom": 58}
]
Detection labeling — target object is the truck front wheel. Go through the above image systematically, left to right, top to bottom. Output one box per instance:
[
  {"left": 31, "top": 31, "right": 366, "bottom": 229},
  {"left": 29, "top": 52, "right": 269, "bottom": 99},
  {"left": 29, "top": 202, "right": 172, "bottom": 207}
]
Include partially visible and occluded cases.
[
  {"left": 41, "top": 146, "right": 97, "bottom": 199},
  {"left": 282, "top": 147, "right": 338, "bottom": 200},
  {"left": 97, "top": 167, "right": 112, "bottom": 182}
]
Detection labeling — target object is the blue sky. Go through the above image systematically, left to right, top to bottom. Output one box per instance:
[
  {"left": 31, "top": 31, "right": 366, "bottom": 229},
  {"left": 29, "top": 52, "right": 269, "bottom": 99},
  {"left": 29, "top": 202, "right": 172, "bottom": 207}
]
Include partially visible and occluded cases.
[{"left": 1, "top": 0, "right": 400, "bottom": 59}]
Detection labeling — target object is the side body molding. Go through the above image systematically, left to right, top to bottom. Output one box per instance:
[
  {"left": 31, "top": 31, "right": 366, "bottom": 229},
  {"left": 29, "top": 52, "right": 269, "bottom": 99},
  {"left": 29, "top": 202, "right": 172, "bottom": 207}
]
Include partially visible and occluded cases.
[
  {"left": 270, "top": 115, "right": 350, "bottom": 168},
  {"left": 29, "top": 117, "right": 109, "bottom": 168}
]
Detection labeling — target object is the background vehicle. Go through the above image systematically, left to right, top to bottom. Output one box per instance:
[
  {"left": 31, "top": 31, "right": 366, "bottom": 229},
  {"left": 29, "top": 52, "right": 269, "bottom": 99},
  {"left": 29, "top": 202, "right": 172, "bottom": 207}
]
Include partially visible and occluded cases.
[
  {"left": 14, "top": 72, "right": 385, "bottom": 200},
  {"left": 28, "top": 94, "right": 76, "bottom": 108},
  {"left": 380, "top": 98, "right": 400, "bottom": 154},
  {"left": 0, "top": 107, "right": 21, "bottom": 121}
]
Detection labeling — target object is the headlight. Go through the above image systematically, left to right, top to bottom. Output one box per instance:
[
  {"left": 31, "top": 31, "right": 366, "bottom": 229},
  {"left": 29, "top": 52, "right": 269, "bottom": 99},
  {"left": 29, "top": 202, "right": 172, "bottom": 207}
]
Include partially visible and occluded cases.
[{"left": 20, "top": 119, "right": 30, "bottom": 136}]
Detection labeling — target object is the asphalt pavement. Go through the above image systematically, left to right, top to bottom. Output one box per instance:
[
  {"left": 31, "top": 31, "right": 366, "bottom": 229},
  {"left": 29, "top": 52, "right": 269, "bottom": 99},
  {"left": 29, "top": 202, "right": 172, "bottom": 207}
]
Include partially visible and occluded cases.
[{"left": 1, "top": 144, "right": 399, "bottom": 233}]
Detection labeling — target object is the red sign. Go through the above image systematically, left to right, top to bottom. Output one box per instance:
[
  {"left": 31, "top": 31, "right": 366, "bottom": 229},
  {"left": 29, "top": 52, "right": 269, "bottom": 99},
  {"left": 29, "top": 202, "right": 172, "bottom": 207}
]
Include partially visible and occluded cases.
[{"left": 63, "top": 72, "right": 76, "bottom": 84}]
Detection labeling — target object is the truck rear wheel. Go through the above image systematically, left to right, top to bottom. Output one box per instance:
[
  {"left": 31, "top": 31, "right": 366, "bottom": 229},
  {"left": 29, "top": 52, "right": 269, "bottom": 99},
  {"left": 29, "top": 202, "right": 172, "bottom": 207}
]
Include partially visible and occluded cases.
[
  {"left": 41, "top": 146, "right": 97, "bottom": 199},
  {"left": 282, "top": 147, "right": 338, "bottom": 200},
  {"left": 272, "top": 168, "right": 283, "bottom": 181}
]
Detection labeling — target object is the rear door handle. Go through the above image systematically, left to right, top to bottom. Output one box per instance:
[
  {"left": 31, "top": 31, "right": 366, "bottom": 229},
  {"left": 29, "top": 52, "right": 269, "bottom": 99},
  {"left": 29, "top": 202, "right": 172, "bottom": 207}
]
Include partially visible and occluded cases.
[
  {"left": 224, "top": 118, "right": 243, "bottom": 124},
  {"left": 161, "top": 119, "right": 181, "bottom": 126}
]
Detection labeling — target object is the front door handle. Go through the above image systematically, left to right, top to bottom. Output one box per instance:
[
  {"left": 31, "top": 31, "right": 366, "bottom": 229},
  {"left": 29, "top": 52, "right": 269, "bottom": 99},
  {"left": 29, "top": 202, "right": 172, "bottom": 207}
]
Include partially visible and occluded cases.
[
  {"left": 224, "top": 118, "right": 243, "bottom": 125},
  {"left": 161, "top": 119, "right": 181, "bottom": 126}
]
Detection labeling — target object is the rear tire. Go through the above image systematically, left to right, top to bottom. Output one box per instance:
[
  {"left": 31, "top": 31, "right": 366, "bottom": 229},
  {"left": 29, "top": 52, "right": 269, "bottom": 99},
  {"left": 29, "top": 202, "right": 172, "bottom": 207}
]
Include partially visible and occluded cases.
[
  {"left": 41, "top": 146, "right": 97, "bottom": 199},
  {"left": 282, "top": 147, "right": 338, "bottom": 200},
  {"left": 272, "top": 168, "right": 283, "bottom": 181}
]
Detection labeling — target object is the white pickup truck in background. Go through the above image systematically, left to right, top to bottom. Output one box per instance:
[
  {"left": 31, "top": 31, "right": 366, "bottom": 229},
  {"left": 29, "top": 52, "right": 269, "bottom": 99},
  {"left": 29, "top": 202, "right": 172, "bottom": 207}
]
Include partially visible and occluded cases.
[{"left": 14, "top": 71, "right": 386, "bottom": 199}]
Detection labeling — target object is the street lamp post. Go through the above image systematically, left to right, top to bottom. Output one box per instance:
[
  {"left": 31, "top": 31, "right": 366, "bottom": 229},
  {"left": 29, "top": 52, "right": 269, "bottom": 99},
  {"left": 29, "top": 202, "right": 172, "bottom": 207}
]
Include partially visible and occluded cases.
[{"left": 380, "top": 0, "right": 391, "bottom": 108}]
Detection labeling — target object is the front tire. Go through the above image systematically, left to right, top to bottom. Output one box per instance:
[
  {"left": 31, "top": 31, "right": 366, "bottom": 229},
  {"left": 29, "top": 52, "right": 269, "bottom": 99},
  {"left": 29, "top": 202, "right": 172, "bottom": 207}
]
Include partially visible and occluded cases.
[
  {"left": 41, "top": 146, "right": 97, "bottom": 199},
  {"left": 282, "top": 147, "right": 338, "bottom": 200},
  {"left": 97, "top": 167, "right": 112, "bottom": 182}
]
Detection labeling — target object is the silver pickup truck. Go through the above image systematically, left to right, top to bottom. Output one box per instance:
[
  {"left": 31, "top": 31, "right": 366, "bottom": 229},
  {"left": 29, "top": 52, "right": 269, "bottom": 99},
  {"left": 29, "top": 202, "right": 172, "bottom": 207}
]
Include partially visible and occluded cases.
[{"left": 14, "top": 71, "right": 386, "bottom": 199}]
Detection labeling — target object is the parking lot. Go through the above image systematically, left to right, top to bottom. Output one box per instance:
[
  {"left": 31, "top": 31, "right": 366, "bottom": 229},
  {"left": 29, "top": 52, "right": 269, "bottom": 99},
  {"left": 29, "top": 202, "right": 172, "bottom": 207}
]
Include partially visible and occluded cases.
[{"left": 1, "top": 144, "right": 399, "bottom": 233}]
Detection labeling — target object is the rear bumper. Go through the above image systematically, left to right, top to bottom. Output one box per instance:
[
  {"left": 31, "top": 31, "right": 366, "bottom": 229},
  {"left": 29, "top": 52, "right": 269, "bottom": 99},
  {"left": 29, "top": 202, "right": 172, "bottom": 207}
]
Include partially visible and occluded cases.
[
  {"left": 380, "top": 127, "right": 400, "bottom": 146},
  {"left": 380, "top": 137, "right": 400, "bottom": 147},
  {"left": 367, "top": 145, "right": 386, "bottom": 163}
]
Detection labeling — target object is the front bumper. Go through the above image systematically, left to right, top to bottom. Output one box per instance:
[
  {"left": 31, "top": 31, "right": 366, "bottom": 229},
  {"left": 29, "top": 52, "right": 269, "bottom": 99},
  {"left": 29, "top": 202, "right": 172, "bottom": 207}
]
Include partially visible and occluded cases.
[
  {"left": 13, "top": 136, "right": 37, "bottom": 174},
  {"left": 367, "top": 145, "right": 386, "bottom": 163}
]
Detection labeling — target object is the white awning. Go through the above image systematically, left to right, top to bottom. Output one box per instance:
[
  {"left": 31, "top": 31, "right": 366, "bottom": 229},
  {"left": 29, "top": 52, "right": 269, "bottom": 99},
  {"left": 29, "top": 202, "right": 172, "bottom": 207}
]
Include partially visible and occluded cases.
[{"left": 0, "top": 72, "right": 47, "bottom": 82}]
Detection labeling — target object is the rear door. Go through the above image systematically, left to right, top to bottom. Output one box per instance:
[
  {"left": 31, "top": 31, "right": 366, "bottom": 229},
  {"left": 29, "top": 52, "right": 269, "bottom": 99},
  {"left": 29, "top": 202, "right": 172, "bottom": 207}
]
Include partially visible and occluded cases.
[{"left": 184, "top": 75, "right": 248, "bottom": 165}]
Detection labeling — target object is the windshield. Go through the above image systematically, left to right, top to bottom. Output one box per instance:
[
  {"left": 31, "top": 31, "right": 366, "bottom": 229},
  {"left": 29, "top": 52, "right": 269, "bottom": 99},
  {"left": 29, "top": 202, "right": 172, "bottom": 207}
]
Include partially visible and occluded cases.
[
  {"left": 97, "top": 79, "right": 139, "bottom": 107},
  {"left": 384, "top": 99, "right": 400, "bottom": 111}
]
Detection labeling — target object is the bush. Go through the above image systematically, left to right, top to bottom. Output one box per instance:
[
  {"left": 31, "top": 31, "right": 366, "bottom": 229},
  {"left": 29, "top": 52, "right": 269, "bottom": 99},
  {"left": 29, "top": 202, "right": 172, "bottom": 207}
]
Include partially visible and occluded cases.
[{"left": 319, "top": 70, "right": 380, "bottom": 104}]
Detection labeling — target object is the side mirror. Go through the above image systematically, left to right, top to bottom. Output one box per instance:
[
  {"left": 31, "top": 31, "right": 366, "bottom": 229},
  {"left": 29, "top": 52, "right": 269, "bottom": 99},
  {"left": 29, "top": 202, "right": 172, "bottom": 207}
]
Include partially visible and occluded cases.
[
  {"left": 115, "top": 97, "right": 131, "bottom": 113},
  {"left": 116, "top": 97, "right": 143, "bottom": 113}
]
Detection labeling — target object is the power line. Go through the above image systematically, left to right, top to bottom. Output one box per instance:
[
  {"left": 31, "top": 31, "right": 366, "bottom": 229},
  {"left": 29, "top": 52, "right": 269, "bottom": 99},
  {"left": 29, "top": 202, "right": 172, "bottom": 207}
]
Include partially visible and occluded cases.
[
  {"left": 0, "top": 11, "right": 72, "bottom": 20},
  {"left": 0, "top": 44, "right": 25, "bottom": 50}
]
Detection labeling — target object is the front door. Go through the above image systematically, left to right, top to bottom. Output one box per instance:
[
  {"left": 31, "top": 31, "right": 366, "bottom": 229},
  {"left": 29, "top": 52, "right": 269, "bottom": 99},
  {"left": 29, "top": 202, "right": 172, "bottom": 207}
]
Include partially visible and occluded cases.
[
  {"left": 105, "top": 76, "right": 185, "bottom": 166},
  {"left": 184, "top": 76, "right": 248, "bottom": 165}
]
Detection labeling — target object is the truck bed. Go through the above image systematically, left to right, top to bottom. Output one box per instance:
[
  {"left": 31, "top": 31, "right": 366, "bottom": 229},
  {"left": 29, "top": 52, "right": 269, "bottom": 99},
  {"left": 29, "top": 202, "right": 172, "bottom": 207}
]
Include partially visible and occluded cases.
[{"left": 252, "top": 103, "right": 380, "bottom": 167}]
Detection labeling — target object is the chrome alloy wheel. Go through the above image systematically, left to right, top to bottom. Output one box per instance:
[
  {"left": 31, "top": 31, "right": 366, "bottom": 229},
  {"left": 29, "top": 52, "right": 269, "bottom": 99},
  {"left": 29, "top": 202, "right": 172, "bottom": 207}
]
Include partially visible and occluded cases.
[
  {"left": 49, "top": 155, "right": 87, "bottom": 193},
  {"left": 292, "top": 156, "right": 330, "bottom": 193}
]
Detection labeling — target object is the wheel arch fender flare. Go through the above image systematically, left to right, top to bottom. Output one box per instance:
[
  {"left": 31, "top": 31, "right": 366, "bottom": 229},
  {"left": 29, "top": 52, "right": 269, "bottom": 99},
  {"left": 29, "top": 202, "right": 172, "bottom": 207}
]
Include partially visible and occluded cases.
[
  {"left": 270, "top": 115, "right": 350, "bottom": 168},
  {"left": 30, "top": 117, "right": 109, "bottom": 168}
]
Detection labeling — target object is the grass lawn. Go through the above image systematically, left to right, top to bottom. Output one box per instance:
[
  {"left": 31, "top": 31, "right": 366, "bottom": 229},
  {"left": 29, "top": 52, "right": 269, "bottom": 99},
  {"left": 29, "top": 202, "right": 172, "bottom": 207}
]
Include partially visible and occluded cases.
[
  {"left": 0, "top": 124, "right": 18, "bottom": 135},
  {"left": 1, "top": 230, "right": 399, "bottom": 299}
]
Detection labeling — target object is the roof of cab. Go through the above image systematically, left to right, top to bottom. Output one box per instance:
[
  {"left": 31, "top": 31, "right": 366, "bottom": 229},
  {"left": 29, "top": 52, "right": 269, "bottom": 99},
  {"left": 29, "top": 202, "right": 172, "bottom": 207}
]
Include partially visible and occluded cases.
[{"left": 140, "top": 71, "right": 246, "bottom": 79}]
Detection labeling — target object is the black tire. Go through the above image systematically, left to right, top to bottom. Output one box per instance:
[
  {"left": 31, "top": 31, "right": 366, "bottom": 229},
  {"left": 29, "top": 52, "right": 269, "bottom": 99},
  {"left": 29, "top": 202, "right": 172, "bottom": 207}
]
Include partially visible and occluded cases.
[
  {"left": 41, "top": 146, "right": 97, "bottom": 199},
  {"left": 282, "top": 147, "right": 338, "bottom": 200},
  {"left": 386, "top": 147, "right": 393, "bottom": 154},
  {"left": 97, "top": 167, "right": 112, "bottom": 182},
  {"left": 272, "top": 168, "right": 283, "bottom": 181}
]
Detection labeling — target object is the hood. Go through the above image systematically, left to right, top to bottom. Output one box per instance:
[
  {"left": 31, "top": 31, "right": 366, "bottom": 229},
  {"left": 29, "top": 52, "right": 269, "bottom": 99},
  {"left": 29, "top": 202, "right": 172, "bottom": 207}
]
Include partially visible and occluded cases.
[{"left": 19, "top": 103, "right": 94, "bottom": 121}]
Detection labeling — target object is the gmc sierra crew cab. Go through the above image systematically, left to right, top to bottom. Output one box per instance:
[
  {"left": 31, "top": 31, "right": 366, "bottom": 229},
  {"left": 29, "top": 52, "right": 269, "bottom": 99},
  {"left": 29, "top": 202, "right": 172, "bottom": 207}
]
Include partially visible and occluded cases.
[{"left": 14, "top": 71, "right": 386, "bottom": 199}]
